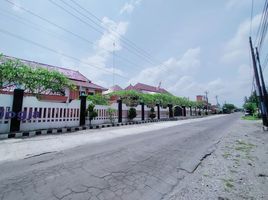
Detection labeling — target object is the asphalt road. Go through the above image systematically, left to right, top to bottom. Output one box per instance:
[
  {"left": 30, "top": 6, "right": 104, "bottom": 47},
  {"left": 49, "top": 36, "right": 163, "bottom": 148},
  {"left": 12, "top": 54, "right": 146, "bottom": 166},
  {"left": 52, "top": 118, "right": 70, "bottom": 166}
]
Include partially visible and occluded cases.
[{"left": 0, "top": 114, "right": 240, "bottom": 200}]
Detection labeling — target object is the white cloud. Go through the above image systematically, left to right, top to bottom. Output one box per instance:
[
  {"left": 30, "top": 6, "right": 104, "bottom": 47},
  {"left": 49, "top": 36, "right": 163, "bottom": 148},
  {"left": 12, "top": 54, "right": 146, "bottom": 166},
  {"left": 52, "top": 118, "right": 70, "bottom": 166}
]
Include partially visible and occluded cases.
[
  {"left": 120, "top": 0, "right": 143, "bottom": 15},
  {"left": 225, "top": 0, "right": 250, "bottom": 10},
  {"left": 218, "top": 14, "right": 261, "bottom": 105},
  {"left": 221, "top": 14, "right": 261, "bottom": 64},
  {"left": 77, "top": 17, "right": 128, "bottom": 87},
  {"left": 97, "top": 17, "right": 128, "bottom": 51},
  {"left": 129, "top": 42, "right": 252, "bottom": 106},
  {"left": 129, "top": 47, "right": 201, "bottom": 96}
]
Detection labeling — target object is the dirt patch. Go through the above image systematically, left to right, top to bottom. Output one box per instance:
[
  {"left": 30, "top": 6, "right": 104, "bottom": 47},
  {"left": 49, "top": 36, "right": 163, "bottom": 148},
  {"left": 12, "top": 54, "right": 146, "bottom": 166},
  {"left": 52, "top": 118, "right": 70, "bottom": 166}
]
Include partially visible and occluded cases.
[{"left": 164, "top": 119, "right": 268, "bottom": 200}]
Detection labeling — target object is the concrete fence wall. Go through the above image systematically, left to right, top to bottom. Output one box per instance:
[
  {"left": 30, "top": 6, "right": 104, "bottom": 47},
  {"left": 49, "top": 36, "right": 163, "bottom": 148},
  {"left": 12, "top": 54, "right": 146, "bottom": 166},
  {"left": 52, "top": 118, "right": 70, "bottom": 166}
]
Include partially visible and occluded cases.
[{"left": 0, "top": 92, "right": 208, "bottom": 134}]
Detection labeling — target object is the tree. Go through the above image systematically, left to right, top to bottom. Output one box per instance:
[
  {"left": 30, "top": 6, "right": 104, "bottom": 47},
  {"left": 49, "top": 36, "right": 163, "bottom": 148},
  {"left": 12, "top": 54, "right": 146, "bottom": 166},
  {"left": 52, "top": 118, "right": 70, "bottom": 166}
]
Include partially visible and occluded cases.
[
  {"left": 0, "top": 55, "right": 74, "bottom": 95},
  {"left": 108, "top": 90, "right": 198, "bottom": 108},
  {"left": 243, "top": 91, "right": 259, "bottom": 117},
  {"left": 87, "top": 94, "right": 108, "bottom": 105},
  {"left": 243, "top": 102, "right": 257, "bottom": 115},
  {"left": 87, "top": 103, "right": 98, "bottom": 126},
  {"left": 222, "top": 103, "right": 236, "bottom": 114},
  {"left": 107, "top": 107, "right": 116, "bottom": 125},
  {"left": 149, "top": 107, "right": 156, "bottom": 119},
  {"left": 128, "top": 108, "right": 137, "bottom": 120}
]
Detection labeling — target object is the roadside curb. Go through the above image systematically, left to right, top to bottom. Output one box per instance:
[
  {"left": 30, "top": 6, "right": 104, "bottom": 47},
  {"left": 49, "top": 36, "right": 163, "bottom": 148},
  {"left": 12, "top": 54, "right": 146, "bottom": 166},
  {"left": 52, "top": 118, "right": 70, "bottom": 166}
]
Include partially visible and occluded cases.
[{"left": 0, "top": 116, "right": 208, "bottom": 140}]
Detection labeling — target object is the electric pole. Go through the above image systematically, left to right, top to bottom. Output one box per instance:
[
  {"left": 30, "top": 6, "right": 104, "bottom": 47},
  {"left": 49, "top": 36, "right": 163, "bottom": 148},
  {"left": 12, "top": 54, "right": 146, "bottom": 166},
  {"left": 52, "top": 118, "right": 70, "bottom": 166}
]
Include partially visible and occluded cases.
[
  {"left": 249, "top": 37, "right": 268, "bottom": 127},
  {"left": 113, "top": 42, "right": 115, "bottom": 86},
  {"left": 255, "top": 47, "right": 268, "bottom": 121},
  {"left": 204, "top": 91, "right": 209, "bottom": 114},
  {"left": 215, "top": 95, "right": 219, "bottom": 106}
]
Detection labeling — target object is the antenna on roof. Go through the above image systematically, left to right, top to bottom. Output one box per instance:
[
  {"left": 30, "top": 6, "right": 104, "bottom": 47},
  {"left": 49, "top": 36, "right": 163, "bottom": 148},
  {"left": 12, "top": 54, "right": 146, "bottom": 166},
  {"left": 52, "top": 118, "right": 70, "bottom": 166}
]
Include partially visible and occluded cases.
[
  {"left": 113, "top": 42, "right": 115, "bottom": 86},
  {"left": 158, "top": 81, "right": 162, "bottom": 89}
]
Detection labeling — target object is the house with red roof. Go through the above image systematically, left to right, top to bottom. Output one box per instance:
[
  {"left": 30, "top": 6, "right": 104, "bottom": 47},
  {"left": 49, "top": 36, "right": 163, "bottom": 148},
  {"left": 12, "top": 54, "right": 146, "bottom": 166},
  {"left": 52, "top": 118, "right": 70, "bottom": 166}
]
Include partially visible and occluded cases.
[
  {"left": 1, "top": 55, "right": 107, "bottom": 102},
  {"left": 125, "top": 83, "right": 169, "bottom": 94},
  {"left": 103, "top": 85, "right": 123, "bottom": 95}
]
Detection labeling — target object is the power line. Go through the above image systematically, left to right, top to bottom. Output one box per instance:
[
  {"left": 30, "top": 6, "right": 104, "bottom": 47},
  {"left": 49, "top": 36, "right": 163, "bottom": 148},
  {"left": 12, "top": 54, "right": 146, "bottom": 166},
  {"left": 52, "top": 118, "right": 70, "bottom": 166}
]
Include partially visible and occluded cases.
[
  {"left": 3, "top": 0, "right": 170, "bottom": 77},
  {"left": 4, "top": 0, "right": 162, "bottom": 68},
  {"left": 48, "top": 0, "right": 159, "bottom": 66},
  {"left": 68, "top": 0, "right": 159, "bottom": 62},
  {"left": 249, "top": 0, "right": 255, "bottom": 95},
  {"left": 250, "top": 0, "right": 254, "bottom": 36},
  {"left": 254, "top": 0, "right": 268, "bottom": 52},
  {"left": 2, "top": 1, "right": 143, "bottom": 68},
  {"left": 0, "top": 28, "right": 128, "bottom": 79}
]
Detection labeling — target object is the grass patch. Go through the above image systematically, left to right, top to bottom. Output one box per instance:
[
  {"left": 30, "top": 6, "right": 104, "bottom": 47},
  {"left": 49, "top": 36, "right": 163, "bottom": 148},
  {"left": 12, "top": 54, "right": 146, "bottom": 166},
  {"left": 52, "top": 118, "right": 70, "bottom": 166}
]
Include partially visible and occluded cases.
[
  {"left": 241, "top": 115, "right": 260, "bottom": 120},
  {"left": 235, "top": 140, "right": 255, "bottom": 154},
  {"left": 222, "top": 152, "right": 231, "bottom": 159},
  {"left": 222, "top": 178, "right": 234, "bottom": 190}
]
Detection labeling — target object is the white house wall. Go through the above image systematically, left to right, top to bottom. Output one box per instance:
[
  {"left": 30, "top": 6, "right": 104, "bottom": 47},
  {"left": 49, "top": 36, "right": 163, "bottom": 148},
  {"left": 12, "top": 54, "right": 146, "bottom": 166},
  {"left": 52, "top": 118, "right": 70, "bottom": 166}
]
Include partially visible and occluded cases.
[
  {"left": 0, "top": 93, "right": 195, "bottom": 133},
  {"left": 0, "top": 94, "right": 13, "bottom": 133}
]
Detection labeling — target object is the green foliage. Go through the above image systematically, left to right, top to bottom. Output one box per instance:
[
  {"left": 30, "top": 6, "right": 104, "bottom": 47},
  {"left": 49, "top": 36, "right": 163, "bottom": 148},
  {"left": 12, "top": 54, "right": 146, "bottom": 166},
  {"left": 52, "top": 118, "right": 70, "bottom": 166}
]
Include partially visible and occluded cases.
[
  {"left": 0, "top": 55, "right": 74, "bottom": 95},
  {"left": 108, "top": 90, "right": 201, "bottom": 108},
  {"left": 109, "top": 90, "right": 140, "bottom": 107},
  {"left": 243, "top": 92, "right": 259, "bottom": 116},
  {"left": 87, "top": 94, "right": 109, "bottom": 105},
  {"left": 243, "top": 102, "right": 257, "bottom": 115},
  {"left": 87, "top": 103, "right": 98, "bottom": 125},
  {"left": 222, "top": 103, "right": 236, "bottom": 114},
  {"left": 107, "top": 107, "right": 116, "bottom": 124},
  {"left": 128, "top": 107, "right": 137, "bottom": 120},
  {"left": 149, "top": 107, "right": 156, "bottom": 119},
  {"left": 242, "top": 115, "right": 260, "bottom": 120}
]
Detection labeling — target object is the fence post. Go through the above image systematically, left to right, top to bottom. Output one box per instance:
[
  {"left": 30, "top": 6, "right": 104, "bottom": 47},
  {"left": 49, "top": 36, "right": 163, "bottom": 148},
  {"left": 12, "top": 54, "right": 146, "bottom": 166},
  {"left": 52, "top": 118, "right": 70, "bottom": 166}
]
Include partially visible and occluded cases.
[
  {"left": 10, "top": 89, "right": 24, "bottom": 132},
  {"left": 79, "top": 95, "right": 87, "bottom": 126},
  {"left": 117, "top": 99, "right": 122, "bottom": 123},
  {"left": 140, "top": 102, "right": 145, "bottom": 121},
  {"left": 156, "top": 104, "right": 160, "bottom": 120},
  {"left": 168, "top": 104, "right": 173, "bottom": 118},
  {"left": 182, "top": 106, "right": 186, "bottom": 117},
  {"left": 190, "top": 106, "right": 192, "bottom": 116}
]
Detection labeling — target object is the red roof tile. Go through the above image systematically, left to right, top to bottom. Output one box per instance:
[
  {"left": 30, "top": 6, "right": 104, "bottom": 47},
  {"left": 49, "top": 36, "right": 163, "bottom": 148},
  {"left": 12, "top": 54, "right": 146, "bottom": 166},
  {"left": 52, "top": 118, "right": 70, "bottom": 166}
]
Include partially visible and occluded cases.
[
  {"left": 2, "top": 55, "right": 107, "bottom": 91},
  {"left": 2, "top": 55, "right": 88, "bottom": 82},
  {"left": 133, "top": 83, "right": 169, "bottom": 93},
  {"left": 125, "top": 84, "right": 135, "bottom": 90}
]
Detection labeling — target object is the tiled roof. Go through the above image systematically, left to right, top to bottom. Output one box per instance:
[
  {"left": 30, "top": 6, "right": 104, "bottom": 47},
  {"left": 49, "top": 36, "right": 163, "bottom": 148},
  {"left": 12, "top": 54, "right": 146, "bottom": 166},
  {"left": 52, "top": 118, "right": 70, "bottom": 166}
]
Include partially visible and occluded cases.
[
  {"left": 2, "top": 55, "right": 107, "bottom": 91},
  {"left": 2, "top": 55, "right": 88, "bottom": 82},
  {"left": 71, "top": 80, "right": 107, "bottom": 91},
  {"left": 133, "top": 83, "right": 169, "bottom": 93},
  {"left": 125, "top": 84, "right": 135, "bottom": 90},
  {"left": 110, "top": 85, "right": 123, "bottom": 91}
]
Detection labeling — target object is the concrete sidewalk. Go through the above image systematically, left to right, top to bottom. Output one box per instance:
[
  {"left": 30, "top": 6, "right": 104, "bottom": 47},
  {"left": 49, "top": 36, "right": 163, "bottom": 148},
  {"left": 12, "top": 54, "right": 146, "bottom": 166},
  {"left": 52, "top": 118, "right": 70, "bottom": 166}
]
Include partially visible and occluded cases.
[{"left": 0, "top": 114, "right": 225, "bottom": 163}]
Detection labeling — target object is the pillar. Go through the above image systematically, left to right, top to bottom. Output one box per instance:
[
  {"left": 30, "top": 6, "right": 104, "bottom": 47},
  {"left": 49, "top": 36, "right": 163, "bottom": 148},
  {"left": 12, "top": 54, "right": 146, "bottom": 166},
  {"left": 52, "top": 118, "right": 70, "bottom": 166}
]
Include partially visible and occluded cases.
[
  {"left": 10, "top": 89, "right": 24, "bottom": 132},
  {"left": 79, "top": 95, "right": 87, "bottom": 126},
  {"left": 117, "top": 99, "right": 122, "bottom": 123},
  {"left": 140, "top": 102, "right": 145, "bottom": 121},
  {"left": 156, "top": 104, "right": 160, "bottom": 120},
  {"left": 168, "top": 104, "right": 173, "bottom": 118}
]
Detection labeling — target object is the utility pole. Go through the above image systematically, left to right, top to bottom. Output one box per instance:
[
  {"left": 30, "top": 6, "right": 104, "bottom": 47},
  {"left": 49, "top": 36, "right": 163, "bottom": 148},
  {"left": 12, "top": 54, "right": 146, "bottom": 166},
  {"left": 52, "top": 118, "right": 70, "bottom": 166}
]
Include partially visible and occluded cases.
[
  {"left": 249, "top": 37, "right": 268, "bottom": 127},
  {"left": 113, "top": 42, "right": 115, "bottom": 86},
  {"left": 255, "top": 47, "right": 268, "bottom": 127},
  {"left": 204, "top": 91, "right": 209, "bottom": 114},
  {"left": 215, "top": 95, "right": 219, "bottom": 106}
]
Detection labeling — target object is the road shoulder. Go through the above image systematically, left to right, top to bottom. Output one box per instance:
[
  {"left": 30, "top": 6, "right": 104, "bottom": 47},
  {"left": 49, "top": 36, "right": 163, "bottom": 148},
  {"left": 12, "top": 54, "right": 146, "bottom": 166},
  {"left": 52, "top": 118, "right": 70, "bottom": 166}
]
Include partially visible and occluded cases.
[{"left": 165, "top": 119, "right": 268, "bottom": 200}]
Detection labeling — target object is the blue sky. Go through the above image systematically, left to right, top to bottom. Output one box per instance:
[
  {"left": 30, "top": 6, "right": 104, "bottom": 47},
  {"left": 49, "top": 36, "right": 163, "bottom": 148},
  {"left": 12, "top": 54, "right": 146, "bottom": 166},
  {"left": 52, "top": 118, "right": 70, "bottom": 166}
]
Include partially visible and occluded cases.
[{"left": 0, "top": 0, "right": 267, "bottom": 106}]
